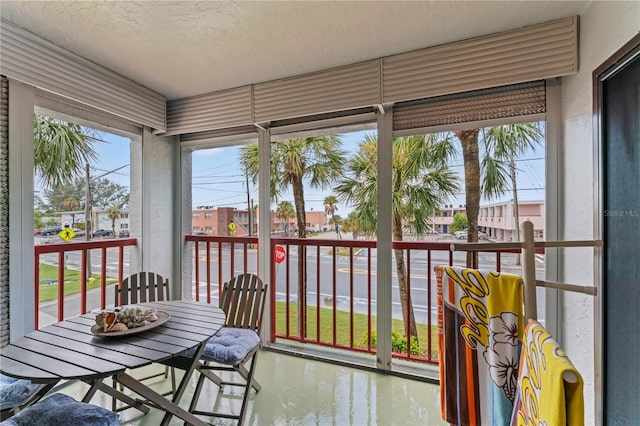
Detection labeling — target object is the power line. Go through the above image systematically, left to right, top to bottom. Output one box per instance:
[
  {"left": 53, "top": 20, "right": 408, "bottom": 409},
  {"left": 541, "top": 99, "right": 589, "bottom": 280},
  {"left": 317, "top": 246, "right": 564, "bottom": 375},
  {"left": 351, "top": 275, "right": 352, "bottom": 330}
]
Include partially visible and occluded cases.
[
  {"left": 191, "top": 180, "right": 246, "bottom": 185},
  {"left": 192, "top": 186, "right": 245, "bottom": 194}
]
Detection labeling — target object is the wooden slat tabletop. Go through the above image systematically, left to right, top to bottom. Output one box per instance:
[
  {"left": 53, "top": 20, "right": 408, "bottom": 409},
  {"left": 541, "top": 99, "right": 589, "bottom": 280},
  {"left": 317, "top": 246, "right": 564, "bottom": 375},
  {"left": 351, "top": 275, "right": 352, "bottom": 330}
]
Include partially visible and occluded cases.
[{"left": 0, "top": 300, "right": 225, "bottom": 383}]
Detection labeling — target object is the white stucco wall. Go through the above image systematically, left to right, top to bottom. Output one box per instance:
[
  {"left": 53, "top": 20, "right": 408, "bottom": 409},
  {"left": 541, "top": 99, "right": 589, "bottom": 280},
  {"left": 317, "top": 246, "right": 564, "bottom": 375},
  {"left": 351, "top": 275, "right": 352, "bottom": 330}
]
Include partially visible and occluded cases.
[
  {"left": 560, "top": 2, "right": 639, "bottom": 424},
  {"left": 141, "top": 128, "right": 179, "bottom": 285}
]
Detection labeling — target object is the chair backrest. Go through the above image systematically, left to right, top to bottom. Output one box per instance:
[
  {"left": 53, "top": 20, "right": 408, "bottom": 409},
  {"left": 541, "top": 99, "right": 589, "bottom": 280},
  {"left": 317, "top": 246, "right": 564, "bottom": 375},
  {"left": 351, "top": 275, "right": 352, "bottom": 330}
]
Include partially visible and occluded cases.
[
  {"left": 115, "top": 272, "right": 170, "bottom": 306},
  {"left": 220, "top": 273, "right": 267, "bottom": 332}
]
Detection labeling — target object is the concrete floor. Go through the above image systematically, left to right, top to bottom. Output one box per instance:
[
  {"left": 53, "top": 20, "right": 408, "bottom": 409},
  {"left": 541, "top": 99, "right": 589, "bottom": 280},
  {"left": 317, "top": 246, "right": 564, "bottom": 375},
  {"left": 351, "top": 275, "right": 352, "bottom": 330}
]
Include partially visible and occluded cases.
[{"left": 59, "top": 349, "right": 446, "bottom": 425}]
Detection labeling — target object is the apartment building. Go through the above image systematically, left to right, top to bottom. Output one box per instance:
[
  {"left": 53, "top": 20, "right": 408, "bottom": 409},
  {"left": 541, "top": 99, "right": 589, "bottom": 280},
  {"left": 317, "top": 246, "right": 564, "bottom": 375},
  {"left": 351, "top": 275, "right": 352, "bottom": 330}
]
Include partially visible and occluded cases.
[{"left": 429, "top": 200, "right": 544, "bottom": 240}]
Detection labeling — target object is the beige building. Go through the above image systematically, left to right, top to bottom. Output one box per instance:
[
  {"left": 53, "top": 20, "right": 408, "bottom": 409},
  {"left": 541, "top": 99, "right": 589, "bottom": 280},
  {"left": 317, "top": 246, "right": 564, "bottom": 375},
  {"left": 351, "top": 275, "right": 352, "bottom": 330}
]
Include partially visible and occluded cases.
[{"left": 429, "top": 200, "right": 544, "bottom": 240}]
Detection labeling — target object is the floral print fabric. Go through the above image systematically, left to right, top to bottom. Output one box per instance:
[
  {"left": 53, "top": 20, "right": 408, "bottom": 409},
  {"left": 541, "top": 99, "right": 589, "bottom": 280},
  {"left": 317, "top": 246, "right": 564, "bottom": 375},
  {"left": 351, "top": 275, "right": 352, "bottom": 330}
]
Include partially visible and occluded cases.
[{"left": 436, "top": 266, "right": 524, "bottom": 426}]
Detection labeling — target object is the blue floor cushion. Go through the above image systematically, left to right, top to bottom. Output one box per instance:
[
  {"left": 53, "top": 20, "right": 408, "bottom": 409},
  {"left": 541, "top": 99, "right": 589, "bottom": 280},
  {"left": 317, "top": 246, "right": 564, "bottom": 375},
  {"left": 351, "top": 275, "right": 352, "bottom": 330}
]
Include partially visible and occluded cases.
[
  {"left": 201, "top": 328, "right": 261, "bottom": 365},
  {"left": 0, "top": 374, "right": 43, "bottom": 411},
  {"left": 0, "top": 393, "right": 119, "bottom": 426}
]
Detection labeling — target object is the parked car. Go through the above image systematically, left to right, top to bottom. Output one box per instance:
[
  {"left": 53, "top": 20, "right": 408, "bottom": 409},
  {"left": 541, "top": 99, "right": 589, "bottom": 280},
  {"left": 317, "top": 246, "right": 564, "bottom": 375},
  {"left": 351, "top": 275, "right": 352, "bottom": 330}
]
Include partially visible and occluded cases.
[
  {"left": 40, "top": 226, "right": 62, "bottom": 236},
  {"left": 92, "top": 229, "right": 112, "bottom": 237},
  {"left": 118, "top": 230, "right": 130, "bottom": 238},
  {"left": 453, "top": 230, "right": 467, "bottom": 239},
  {"left": 455, "top": 230, "right": 487, "bottom": 240}
]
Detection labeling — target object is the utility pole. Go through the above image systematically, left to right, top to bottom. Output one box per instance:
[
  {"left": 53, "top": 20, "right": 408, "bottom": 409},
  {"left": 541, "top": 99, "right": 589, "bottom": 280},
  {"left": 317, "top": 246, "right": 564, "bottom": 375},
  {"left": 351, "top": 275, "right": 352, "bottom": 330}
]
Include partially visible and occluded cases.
[
  {"left": 510, "top": 155, "right": 521, "bottom": 265},
  {"left": 83, "top": 163, "right": 128, "bottom": 279},
  {"left": 84, "top": 163, "right": 92, "bottom": 279},
  {"left": 84, "top": 163, "right": 92, "bottom": 241},
  {"left": 245, "top": 170, "right": 252, "bottom": 236},
  {"left": 250, "top": 198, "right": 255, "bottom": 236}
]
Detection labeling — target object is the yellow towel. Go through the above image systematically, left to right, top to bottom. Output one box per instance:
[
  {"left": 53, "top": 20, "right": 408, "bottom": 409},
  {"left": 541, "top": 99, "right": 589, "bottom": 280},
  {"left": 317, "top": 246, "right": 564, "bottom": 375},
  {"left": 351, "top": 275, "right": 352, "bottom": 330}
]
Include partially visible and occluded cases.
[
  {"left": 436, "top": 266, "right": 523, "bottom": 426},
  {"left": 511, "top": 320, "right": 584, "bottom": 426}
]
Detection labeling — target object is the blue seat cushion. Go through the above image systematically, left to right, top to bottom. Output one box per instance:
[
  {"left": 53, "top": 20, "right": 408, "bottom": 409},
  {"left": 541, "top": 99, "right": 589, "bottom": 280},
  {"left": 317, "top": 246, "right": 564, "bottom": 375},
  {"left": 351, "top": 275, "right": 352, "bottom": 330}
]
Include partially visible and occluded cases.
[
  {"left": 201, "top": 328, "right": 261, "bottom": 366},
  {"left": 0, "top": 374, "right": 44, "bottom": 411},
  {"left": 0, "top": 393, "right": 119, "bottom": 426}
]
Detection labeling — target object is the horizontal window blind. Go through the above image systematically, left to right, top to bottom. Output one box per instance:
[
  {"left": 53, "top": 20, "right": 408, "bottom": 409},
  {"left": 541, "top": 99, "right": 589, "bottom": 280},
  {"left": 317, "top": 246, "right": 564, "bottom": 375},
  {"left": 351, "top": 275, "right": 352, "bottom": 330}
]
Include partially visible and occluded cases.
[
  {"left": 3, "top": 15, "right": 577, "bottom": 135},
  {"left": 169, "top": 17, "right": 575, "bottom": 135},
  {"left": 383, "top": 17, "right": 576, "bottom": 104},
  {"left": 0, "top": 19, "right": 166, "bottom": 131},
  {"left": 253, "top": 60, "right": 380, "bottom": 124},
  {"left": 0, "top": 75, "right": 9, "bottom": 348},
  {"left": 393, "top": 81, "right": 546, "bottom": 131},
  {"left": 166, "top": 86, "right": 252, "bottom": 136}
]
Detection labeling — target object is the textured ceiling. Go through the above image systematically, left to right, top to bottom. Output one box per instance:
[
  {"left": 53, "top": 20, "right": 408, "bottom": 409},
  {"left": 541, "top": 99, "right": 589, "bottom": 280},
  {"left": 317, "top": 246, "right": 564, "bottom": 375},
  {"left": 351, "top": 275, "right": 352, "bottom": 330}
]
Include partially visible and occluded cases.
[{"left": 1, "top": 1, "right": 591, "bottom": 100}]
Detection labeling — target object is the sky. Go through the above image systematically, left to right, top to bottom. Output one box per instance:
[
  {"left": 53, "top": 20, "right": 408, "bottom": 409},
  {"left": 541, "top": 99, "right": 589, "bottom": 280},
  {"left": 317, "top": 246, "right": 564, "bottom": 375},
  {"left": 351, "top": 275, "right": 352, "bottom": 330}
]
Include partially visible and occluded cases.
[
  {"left": 37, "top": 126, "right": 545, "bottom": 214},
  {"left": 190, "top": 129, "right": 546, "bottom": 214}
]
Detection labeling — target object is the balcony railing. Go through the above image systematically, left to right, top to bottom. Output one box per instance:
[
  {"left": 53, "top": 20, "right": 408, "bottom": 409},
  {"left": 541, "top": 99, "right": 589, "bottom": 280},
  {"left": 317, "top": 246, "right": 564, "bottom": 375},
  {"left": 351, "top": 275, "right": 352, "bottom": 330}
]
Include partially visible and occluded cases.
[
  {"left": 33, "top": 234, "right": 542, "bottom": 364},
  {"left": 186, "top": 234, "right": 542, "bottom": 365},
  {"left": 185, "top": 235, "right": 259, "bottom": 304},
  {"left": 34, "top": 238, "right": 137, "bottom": 328}
]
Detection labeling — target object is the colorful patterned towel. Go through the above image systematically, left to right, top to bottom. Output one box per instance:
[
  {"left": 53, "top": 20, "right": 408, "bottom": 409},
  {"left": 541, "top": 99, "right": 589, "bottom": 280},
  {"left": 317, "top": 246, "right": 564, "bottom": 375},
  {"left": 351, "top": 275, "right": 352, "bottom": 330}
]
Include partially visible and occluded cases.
[
  {"left": 436, "top": 266, "right": 524, "bottom": 426},
  {"left": 510, "top": 320, "right": 584, "bottom": 426}
]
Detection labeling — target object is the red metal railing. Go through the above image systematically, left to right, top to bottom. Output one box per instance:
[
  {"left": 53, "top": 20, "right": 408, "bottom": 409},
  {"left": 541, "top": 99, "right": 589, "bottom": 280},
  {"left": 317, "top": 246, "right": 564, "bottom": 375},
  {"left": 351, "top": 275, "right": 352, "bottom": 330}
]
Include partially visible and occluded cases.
[
  {"left": 185, "top": 235, "right": 259, "bottom": 303},
  {"left": 189, "top": 235, "right": 544, "bottom": 365},
  {"left": 268, "top": 237, "right": 378, "bottom": 356},
  {"left": 34, "top": 238, "right": 137, "bottom": 328}
]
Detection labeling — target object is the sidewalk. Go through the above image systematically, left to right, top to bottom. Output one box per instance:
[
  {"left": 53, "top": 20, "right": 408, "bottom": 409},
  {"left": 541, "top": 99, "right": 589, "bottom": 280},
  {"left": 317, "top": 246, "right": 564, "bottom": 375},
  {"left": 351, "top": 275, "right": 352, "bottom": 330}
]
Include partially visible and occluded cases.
[
  {"left": 309, "top": 230, "right": 354, "bottom": 240},
  {"left": 38, "top": 285, "right": 117, "bottom": 328}
]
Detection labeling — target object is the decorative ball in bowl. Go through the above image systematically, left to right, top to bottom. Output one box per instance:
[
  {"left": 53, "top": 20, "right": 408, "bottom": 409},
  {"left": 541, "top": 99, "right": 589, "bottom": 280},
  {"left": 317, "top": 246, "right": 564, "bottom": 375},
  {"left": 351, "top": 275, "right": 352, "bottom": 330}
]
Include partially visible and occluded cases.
[{"left": 94, "top": 306, "right": 159, "bottom": 333}]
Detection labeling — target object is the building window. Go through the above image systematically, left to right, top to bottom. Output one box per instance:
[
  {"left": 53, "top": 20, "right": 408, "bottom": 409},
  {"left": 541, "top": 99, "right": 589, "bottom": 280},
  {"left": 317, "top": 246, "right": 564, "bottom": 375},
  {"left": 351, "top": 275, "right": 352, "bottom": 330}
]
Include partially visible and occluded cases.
[
  {"left": 120, "top": 213, "right": 129, "bottom": 219},
  {"left": 193, "top": 213, "right": 200, "bottom": 219},
  {"left": 205, "top": 213, "right": 213, "bottom": 219},
  {"left": 204, "top": 226, "right": 213, "bottom": 233}
]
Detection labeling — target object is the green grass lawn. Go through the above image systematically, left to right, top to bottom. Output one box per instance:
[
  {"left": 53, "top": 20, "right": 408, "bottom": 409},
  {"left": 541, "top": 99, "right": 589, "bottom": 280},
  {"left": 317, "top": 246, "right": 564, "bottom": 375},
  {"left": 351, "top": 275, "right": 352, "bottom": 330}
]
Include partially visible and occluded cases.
[
  {"left": 325, "top": 247, "right": 362, "bottom": 256},
  {"left": 38, "top": 263, "right": 117, "bottom": 302},
  {"left": 274, "top": 302, "right": 438, "bottom": 358}
]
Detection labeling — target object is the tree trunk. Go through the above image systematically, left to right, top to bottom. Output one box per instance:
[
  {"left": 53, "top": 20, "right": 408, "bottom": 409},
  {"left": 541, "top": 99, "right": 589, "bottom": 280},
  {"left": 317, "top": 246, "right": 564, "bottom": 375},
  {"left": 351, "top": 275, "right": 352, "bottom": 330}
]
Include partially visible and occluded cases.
[
  {"left": 456, "top": 129, "right": 480, "bottom": 268},
  {"left": 510, "top": 155, "right": 521, "bottom": 265},
  {"left": 291, "top": 176, "right": 307, "bottom": 339},
  {"left": 393, "top": 212, "right": 419, "bottom": 342}
]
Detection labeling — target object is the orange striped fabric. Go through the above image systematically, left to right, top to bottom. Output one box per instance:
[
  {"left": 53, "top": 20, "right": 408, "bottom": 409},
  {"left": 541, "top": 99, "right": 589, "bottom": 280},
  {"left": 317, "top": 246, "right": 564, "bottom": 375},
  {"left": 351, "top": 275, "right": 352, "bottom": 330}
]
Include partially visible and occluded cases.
[{"left": 436, "top": 266, "right": 523, "bottom": 426}]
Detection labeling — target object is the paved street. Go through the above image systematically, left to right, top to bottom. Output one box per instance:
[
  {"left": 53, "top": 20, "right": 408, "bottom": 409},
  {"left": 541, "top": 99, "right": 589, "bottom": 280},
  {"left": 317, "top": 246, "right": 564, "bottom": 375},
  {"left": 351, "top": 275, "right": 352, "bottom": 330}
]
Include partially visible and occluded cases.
[{"left": 37, "top": 232, "right": 545, "bottom": 327}]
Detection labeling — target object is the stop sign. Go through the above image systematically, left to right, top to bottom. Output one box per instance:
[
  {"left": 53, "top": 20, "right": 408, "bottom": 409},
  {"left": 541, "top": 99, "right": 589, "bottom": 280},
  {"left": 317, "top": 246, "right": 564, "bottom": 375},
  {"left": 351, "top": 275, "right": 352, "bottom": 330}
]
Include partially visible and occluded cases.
[{"left": 274, "top": 245, "right": 286, "bottom": 264}]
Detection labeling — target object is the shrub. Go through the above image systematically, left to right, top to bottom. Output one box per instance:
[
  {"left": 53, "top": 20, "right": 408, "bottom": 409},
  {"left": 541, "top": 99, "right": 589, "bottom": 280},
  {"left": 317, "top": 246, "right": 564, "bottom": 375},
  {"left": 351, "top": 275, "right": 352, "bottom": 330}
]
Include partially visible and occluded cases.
[{"left": 365, "top": 330, "right": 423, "bottom": 356}]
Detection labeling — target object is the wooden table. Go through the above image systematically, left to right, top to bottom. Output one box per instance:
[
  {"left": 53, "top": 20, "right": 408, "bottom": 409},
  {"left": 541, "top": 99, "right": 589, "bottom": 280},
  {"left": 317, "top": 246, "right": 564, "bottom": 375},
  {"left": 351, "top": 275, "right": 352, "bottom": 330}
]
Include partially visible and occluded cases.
[{"left": 0, "top": 300, "right": 225, "bottom": 426}]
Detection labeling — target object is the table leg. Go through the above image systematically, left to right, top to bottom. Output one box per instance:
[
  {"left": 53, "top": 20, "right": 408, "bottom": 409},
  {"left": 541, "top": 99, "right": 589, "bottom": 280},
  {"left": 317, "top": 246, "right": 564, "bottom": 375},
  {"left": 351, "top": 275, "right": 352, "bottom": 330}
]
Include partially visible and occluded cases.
[
  {"left": 160, "top": 342, "right": 208, "bottom": 426},
  {"left": 116, "top": 372, "right": 209, "bottom": 426},
  {"left": 82, "top": 378, "right": 150, "bottom": 414}
]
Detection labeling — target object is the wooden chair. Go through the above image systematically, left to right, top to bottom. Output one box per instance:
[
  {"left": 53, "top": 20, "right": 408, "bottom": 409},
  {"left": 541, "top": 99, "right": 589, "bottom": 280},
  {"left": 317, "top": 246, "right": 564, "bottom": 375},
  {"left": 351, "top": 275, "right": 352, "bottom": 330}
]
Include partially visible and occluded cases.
[
  {"left": 115, "top": 271, "right": 169, "bottom": 306},
  {"left": 112, "top": 272, "right": 174, "bottom": 411},
  {"left": 188, "top": 273, "right": 267, "bottom": 425}
]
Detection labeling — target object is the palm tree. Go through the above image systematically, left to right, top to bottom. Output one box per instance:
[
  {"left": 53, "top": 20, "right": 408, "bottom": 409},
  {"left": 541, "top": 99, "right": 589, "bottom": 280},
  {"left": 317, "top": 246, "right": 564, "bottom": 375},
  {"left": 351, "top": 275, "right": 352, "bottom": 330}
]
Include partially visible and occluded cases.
[
  {"left": 34, "top": 115, "right": 97, "bottom": 189},
  {"left": 448, "top": 122, "right": 543, "bottom": 266},
  {"left": 482, "top": 123, "right": 543, "bottom": 250},
  {"left": 454, "top": 129, "right": 481, "bottom": 266},
  {"left": 335, "top": 134, "right": 459, "bottom": 341},
  {"left": 241, "top": 135, "right": 346, "bottom": 337},
  {"left": 241, "top": 136, "right": 346, "bottom": 236},
  {"left": 323, "top": 195, "right": 339, "bottom": 230},
  {"left": 63, "top": 197, "right": 80, "bottom": 227},
  {"left": 275, "top": 201, "right": 295, "bottom": 236},
  {"left": 107, "top": 205, "right": 121, "bottom": 236},
  {"left": 342, "top": 212, "right": 358, "bottom": 239}
]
